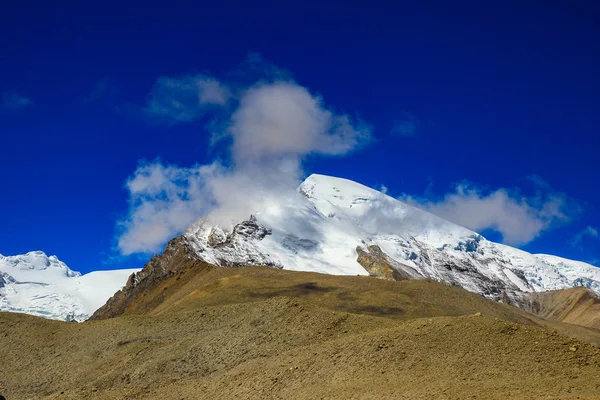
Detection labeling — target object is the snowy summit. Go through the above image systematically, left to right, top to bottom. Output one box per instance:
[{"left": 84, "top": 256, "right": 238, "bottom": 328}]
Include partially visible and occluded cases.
[{"left": 184, "top": 174, "right": 600, "bottom": 300}]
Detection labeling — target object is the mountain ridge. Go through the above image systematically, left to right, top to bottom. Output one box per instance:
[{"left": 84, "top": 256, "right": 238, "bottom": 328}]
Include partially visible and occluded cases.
[
  {"left": 93, "top": 173, "right": 600, "bottom": 326},
  {"left": 4, "top": 174, "right": 599, "bottom": 323},
  {"left": 183, "top": 174, "right": 600, "bottom": 295}
]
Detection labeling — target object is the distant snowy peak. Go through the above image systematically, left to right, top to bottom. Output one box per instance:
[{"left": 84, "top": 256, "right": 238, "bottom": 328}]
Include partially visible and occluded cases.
[
  {"left": 184, "top": 173, "right": 600, "bottom": 300},
  {"left": 0, "top": 251, "right": 139, "bottom": 321},
  {"left": 0, "top": 251, "right": 80, "bottom": 281}
]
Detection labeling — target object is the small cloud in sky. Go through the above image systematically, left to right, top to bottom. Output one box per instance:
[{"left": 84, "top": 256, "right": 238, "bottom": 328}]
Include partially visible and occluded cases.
[
  {"left": 230, "top": 51, "right": 292, "bottom": 82},
  {"left": 141, "top": 53, "right": 292, "bottom": 126},
  {"left": 143, "top": 74, "right": 232, "bottom": 124},
  {"left": 1, "top": 92, "right": 33, "bottom": 110},
  {"left": 391, "top": 111, "right": 419, "bottom": 137},
  {"left": 524, "top": 174, "right": 552, "bottom": 190},
  {"left": 401, "top": 181, "right": 581, "bottom": 246},
  {"left": 571, "top": 225, "right": 599, "bottom": 247}
]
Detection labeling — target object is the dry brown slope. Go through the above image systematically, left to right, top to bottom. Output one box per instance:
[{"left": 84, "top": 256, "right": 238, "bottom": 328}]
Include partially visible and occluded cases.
[
  {"left": 93, "top": 235, "right": 600, "bottom": 333},
  {"left": 94, "top": 260, "right": 600, "bottom": 345},
  {"left": 2, "top": 266, "right": 600, "bottom": 399},
  {"left": 511, "top": 287, "right": 600, "bottom": 331}
]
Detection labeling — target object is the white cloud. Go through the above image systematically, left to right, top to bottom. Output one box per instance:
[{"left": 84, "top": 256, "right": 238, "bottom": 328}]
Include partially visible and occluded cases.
[
  {"left": 117, "top": 71, "right": 371, "bottom": 255},
  {"left": 144, "top": 74, "right": 232, "bottom": 123},
  {"left": 229, "top": 82, "right": 370, "bottom": 162},
  {"left": 1, "top": 92, "right": 33, "bottom": 110},
  {"left": 117, "top": 163, "right": 214, "bottom": 255},
  {"left": 402, "top": 182, "right": 579, "bottom": 246},
  {"left": 571, "top": 226, "right": 599, "bottom": 247}
]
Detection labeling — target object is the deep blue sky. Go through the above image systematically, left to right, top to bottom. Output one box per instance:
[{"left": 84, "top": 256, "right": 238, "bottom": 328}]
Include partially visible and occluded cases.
[{"left": 1, "top": 1, "right": 599, "bottom": 273}]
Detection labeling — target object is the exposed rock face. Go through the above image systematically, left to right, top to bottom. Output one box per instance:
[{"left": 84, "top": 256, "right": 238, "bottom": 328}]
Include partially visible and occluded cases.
[
  {"left": 231, "top": 215, "right": 272, "bottom": 241},
  {"left": 185, "top": 216, "right": 281, "bottom": 268},
  {"left": 207, "top": 216, "right": 272, "bottom": 248},
  {"left": 92, "top": 217, "right": 278, "bottom": 320},
  {"left": 90, "top": 236, "right": 202, "bottom": 320},
  {"left": 397, "top": 236, "right": 522, "bottom": 300},
  {"left": 355, "top": 239, "right": 527, "bottom": 303},
  {"left": 356, "top": 245, "right": 420, "bottom": 281}
]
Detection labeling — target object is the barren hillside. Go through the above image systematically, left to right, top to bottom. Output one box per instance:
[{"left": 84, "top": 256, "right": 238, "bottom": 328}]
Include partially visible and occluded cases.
[{"left": 2, "top": 265, "right": 600, "bottom": 399}]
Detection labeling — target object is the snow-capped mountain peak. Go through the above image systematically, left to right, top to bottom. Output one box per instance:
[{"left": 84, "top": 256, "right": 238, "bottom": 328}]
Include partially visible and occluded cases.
[
  {"left": 184, "top": 173, "right": 600, "bottom": 300},
  {"left": 7, "top": 174, "right": 598, "bottom": 322},
  {"left": 299, "top": 174, "right": 477, "bottom": 247},
  {"left": 0, "top": 251, "right": 80, "bottom": 284}
]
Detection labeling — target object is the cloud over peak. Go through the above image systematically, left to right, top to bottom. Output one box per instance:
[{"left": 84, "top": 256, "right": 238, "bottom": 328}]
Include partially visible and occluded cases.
[
  {"left": 117, "top": 63, "right": 371, "bottom": 255},
  {"left": 117, "top": 162, "right": 213, "bottom": 255},
  {"left": 402, "top": 181, "right": 580, "bottom": 246}
]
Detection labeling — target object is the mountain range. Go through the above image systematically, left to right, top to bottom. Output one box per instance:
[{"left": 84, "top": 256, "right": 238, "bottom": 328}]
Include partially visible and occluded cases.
[
  {"left": 2, "top": 174, "right": 599, "bottom": 322},
  {"left": 3, "top": 174, "right": 600, "bottom": 399}
]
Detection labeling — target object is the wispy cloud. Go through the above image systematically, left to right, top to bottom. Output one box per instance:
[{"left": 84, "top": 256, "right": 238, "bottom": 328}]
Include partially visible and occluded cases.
[
  {"left": 230, "top": 51, "right": 292, "bottom": 82},
  {"left": 117, "top": 60, "right": 371, "bottom": 255},
  {"left": 143, "top": 74, "right": 232, "bottom": 124},
  {"left": 1, "top": 92, "right": 33, "bottom": 110},
  {"left": 390, "top": 111, "right": 419, "bottom": 137},
  {"left": 402, "top": 181, "right": 580, "bottom": 246},
  {"left": 571, "top": 226, "right": 599, "bottom": 247}
]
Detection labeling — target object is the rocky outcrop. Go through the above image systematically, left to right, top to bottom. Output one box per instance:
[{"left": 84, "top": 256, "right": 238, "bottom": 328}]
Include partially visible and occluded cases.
[
  {"left": 185, "top": 216, "right": 281, "bottom": 268},
  {"left": 206, "top": 216, "right": 272, "bottom": 248},
  {"left": 91, "top": 217, "right": 279, "bottom": 320},
  {"left": 90, "top": 236, "right": 203, "bottom": 320},
  {"left": 356, "top": 245, "right": 421, "bottom": 281}
]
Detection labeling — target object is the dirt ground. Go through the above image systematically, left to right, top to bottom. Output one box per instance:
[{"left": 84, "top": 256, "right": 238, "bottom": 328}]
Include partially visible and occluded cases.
[{"left": 2, "top": 266, "right": 600, "bottom": 399}]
